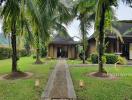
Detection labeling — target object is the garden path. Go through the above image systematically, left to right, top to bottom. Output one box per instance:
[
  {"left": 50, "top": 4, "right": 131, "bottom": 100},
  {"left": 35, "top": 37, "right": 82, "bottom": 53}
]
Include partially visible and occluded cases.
[{"left": 41, "top": 59, "right": 76, "bottom": 100}]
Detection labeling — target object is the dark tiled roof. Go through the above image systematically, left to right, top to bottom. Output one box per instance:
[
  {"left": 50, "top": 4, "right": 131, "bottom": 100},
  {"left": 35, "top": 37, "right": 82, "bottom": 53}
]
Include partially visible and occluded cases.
[
  {"left": 89, "top": 20, "right": 132, "bottom": 40},
  {"left": 113, "top": 20, "right": 132, "bottom": 36},
  {"left": 50, "top": 34, "right": 78, "bottom": 45}
]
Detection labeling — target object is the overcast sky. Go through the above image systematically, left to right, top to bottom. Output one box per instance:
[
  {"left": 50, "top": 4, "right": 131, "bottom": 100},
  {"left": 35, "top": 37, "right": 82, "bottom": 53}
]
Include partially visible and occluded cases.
[{"left": 0, "top": 1, "right": 132, "bottom": 40}]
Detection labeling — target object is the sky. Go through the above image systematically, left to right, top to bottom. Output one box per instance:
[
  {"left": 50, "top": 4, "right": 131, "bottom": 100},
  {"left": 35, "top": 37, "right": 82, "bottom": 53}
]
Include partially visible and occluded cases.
[
  {"left": 0, "top": 1, "right": 132, "bottom": 40},
  {"left": 67, "top": 1, "right": 132, "bottom": 41}
]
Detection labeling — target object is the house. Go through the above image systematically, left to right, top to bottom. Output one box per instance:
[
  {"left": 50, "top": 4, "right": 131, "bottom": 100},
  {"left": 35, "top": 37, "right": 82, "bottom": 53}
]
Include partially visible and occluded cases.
[
  {"left": 88, "top": 20, "right": 132, "bottom": 60},
  {"left": 48, "top": 34, "right": 78, "bottom": 59}
]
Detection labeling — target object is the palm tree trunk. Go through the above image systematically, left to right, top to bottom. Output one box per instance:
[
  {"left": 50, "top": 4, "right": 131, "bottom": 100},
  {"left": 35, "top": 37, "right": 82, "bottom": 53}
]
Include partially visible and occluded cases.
[
  {"left": 98, "top": 3, "right": 106, "bottom": 73},
  {"left": 80, "top": 14, "right": 86, "bottom": 64},
  {"left": 11, "top": 22, "right": 18, "bottom": 72},
  {"left": 35, "top": 33, "right": 42, "bottom": 64},
  {"left": 83, "top": 40, "right": 86, "bottom": 64},
  {"left": 36, "top": 48, "right": 41, "bottom": 62}
]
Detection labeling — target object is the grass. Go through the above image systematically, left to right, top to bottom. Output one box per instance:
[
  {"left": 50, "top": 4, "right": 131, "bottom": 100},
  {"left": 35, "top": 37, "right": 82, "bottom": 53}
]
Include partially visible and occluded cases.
[
  {"left": 0, "top": 57, "right": 56, "bottom": 100},
  {"left": 67, "top": 59, "right": 91, "bottom": 65},
  {"left": 70, "top": 66, "right": 132, "bottom": 100}
]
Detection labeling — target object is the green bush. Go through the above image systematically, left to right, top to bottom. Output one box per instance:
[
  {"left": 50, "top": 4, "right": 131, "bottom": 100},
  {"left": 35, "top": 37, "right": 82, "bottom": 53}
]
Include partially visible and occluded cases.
[
  {"left": 0, "top": 46, "right": 28, "bottom": 60},
  {"left": 0, "top": 47, "right": 11, "bottom": 60},
  {"left": 19, "top": 49, "right": 29, "bottom": 57},
  {"left": 91, "top": 53, "right": 118, "bottom": 64},
  {"left": 91, "top": 54, "right": 98, "bottom": 64},
  {"left": 105, "top": 54, "right": 118, "bottom": 64},
  {"left": 102, "top": 56, "right": 106, "bottom": 64},
  {"left": 117, "top": 56, "right": 127, "bottom": 65}
]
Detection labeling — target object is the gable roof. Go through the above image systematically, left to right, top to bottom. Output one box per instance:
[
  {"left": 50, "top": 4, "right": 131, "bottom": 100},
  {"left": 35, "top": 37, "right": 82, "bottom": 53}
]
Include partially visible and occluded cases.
[
  {"left": 89, "top": 20, "right": 132, "bottom": 40},
  {"left": 115, "top": 20, "right": 132, "bottom": 36},
  {"left": 50, "top": 34, "right": 77, "bottom": 45}
]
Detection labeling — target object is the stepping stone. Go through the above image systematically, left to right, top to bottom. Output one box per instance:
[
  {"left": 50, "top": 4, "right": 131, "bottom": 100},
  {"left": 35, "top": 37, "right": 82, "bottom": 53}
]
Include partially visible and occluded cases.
[{"left": 41, "top": 59, "right": 76, "bottom": 100}]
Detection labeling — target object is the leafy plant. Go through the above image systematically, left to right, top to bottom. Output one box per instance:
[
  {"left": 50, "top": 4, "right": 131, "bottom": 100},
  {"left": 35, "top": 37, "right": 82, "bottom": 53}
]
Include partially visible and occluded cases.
[{"left": 117, "top": 56, "right": 127, "bottom": 65}]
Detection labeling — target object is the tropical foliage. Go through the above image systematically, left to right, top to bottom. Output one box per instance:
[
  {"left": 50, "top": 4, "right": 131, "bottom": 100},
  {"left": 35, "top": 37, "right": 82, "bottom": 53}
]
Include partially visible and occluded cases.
[
  {"left": 0, "top": 0, "right": 132, "bottom": 74},
  {"left": 74, "top": 0, "right": 96, "bottom": 64}
]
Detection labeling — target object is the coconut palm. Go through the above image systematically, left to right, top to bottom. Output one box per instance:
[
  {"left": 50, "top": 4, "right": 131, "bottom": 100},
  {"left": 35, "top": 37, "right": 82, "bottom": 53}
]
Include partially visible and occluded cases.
[
  {"left": 1, "top": 0, "right": 23, "bottom": 72},
  {"left": 25, "top": 0, "right": 73, "bottom": 63},
  {"left": 74, "top": 0, "right": 96, "bottom": 64},
  {"left": 95, "top": 0, "right": 119, "bottom": 73},
  {"left": 95, "top": 0, "right": 132, "bottom": 73}
]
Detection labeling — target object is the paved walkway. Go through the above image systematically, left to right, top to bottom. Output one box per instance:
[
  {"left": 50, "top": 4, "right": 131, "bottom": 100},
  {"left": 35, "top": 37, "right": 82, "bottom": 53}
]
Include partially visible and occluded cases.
[{"left": 41, "top": 59, "right": 76, "bottom": 100}]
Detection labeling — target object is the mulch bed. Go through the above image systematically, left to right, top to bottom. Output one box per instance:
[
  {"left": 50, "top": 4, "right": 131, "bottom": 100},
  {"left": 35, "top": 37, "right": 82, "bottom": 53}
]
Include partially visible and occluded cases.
[
  {"left": 0, "top": 71, "right": 33, "bottom": 80},
  {"left": 87, "top": 72, "right": 118, "bottom": 80}
]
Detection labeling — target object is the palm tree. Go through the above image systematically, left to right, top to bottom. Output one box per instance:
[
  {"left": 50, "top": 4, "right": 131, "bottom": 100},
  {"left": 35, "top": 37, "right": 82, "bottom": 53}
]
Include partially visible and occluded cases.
[
  {"left": 1, "top": 0, "right": 22, "bottom": 72},
  {"left": 26, "top": 0, "right": 73, "bottom": 63},
  {"left": 74, "top": 0, "right": 96, "bottom": 64},
  {"left": 95, "top": 0, "right": 118, "bottom": 73},
  {"left": 95, "top": 0, "right": 132, "bottom": 73}
]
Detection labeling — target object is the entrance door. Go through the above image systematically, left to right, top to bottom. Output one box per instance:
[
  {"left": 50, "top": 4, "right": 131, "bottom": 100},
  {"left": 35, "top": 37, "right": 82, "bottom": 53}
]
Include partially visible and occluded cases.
[
  {"left": 122, "top": 43, "right": 129, "bottom": 59},
  {"left": 129, "top": 43, "right": 132, "bottom": 59},
  {"left": 57, "top": 47, "right": 68, "bottom": 58}
]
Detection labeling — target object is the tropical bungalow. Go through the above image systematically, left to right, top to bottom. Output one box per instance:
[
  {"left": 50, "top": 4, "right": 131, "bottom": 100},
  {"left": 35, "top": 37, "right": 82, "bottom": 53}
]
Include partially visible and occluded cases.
[
  {"left": 88, "top": 20, "right": 132, "bottom": 60},
  {"left": 48, "top": 34, "right": 78, "bottom": 59}
]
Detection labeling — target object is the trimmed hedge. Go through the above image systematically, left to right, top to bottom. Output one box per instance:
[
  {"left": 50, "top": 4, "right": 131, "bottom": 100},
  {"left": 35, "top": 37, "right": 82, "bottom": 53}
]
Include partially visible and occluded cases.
[
  {"left": 0, "top": 46, "right": 29, "bottom": 60},
  {"left": 0, "top": 47, "right": 11, "bottom": 60},
  {"left": 91, "top": 53, "right": 118, "bottom": 64},
  {"left": 91, "top": 54, "right": 98, "bottom": 64},
  {"left": 105, "top": 54, "right": 118, "bottom": 64}
]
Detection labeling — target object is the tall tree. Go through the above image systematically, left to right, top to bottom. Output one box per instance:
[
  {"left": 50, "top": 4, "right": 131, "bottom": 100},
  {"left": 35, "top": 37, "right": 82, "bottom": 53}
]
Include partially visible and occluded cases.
[
  {"left": 1, "top": 0, "right": 22, "bottom": 72},
  {"left": 26, "top": 0, "right": 73, "bottom": 63},
  {"left": 74, "top": 0, "right": 96, "bottom": 64},
  {"left": 95, "top": 0, "right": 118, "bottom": 73}
]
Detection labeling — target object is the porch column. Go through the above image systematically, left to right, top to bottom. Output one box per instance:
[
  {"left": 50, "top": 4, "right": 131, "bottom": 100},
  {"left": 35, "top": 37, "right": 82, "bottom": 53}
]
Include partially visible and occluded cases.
[
  {"left": 117, "top": 39, "right": 120, "bottom": 52},
  {"left": 48, "top": 45, "right": 51, "bottom": 57},
  {"left": 50, "top": 45, "right": 54, "bottom": 58},
  {"left": 54, "top": 46, "right": 57, "bottom": 58},
  {"left": 68, "top": 46, "right": 71, "bottom": 58},
  {"left": 71, "top": 46, "right": 75, "bottom": 59}
]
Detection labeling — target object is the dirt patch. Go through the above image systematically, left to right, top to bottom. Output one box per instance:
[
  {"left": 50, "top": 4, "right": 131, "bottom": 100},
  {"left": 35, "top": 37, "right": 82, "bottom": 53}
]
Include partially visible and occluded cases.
[
  {"left": 0, "top": 71, "right": 33, "bottom": 80},
  {"left": 87, "top": 72, "right": 118, "bottom": 80}
]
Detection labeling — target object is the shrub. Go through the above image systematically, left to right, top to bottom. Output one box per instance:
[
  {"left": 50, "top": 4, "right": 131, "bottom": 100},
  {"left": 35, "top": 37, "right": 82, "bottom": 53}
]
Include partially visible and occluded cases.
[
  {"left": 0, "top": 46, "right": 28, "bottom": 60},
  {"left": 0, "top": 47, "right": 11, "bottom": 60},
  {"left": 40, "top": 47, "right": 47, "bottom": 58},
  {"left": 19, "top": 49, "right": 29, "bottom": 57},
  {"left": 91, "top": 53, "right": 118, "bottom": 64},
  {"left": 91, "top": 54, "right": 98, "bottom": 64},
  {"left": 105, "top": 54, "right": 118, "bottom": 64},
  {"left": 33, "top": 55, "right": 36, "bottom": 59},
  {"left": 102, "top": 56, "right": 106, "bottom": 64},
  {"left": 117, "top": 56, "right": 127, "bottom": 65}
]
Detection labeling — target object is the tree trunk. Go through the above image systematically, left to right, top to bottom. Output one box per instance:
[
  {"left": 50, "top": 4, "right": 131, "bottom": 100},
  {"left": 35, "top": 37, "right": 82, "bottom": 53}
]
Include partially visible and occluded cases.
[
  {"left": 98, "top": 3, "right": 106, "bottom": 73},
  {"left": 80, "top": 14, "right": 86, "bottom": 64},
  {"left": 11, "top": 22, "right": 18, "bottom": 72},
  {"left": 35, "top": 33, "right": 42, "bottom": 64},
  {"left": 83, "top": 44, "right": 85, "bottom": 64},
  {"left": 36, "top": 48, "right": 41, "bottom": 62}
]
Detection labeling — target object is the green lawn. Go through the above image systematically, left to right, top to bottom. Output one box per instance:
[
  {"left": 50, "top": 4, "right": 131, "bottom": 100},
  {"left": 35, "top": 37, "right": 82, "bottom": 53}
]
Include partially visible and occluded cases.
[
  {"left": 0, "top": 57, "right": 56, "bottom": 100},
  {"left": 67, "top": 59, "right": 90, "bottom": 65},
  {"left": 70, "top": 66, "right": 132, "bottom": 100}
]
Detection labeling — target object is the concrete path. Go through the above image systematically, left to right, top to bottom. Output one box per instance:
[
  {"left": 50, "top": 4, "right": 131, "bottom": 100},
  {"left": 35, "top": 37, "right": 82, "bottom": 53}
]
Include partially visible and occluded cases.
[{"left": 41, "top": 59, "right": 76, "bottom": 100}]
